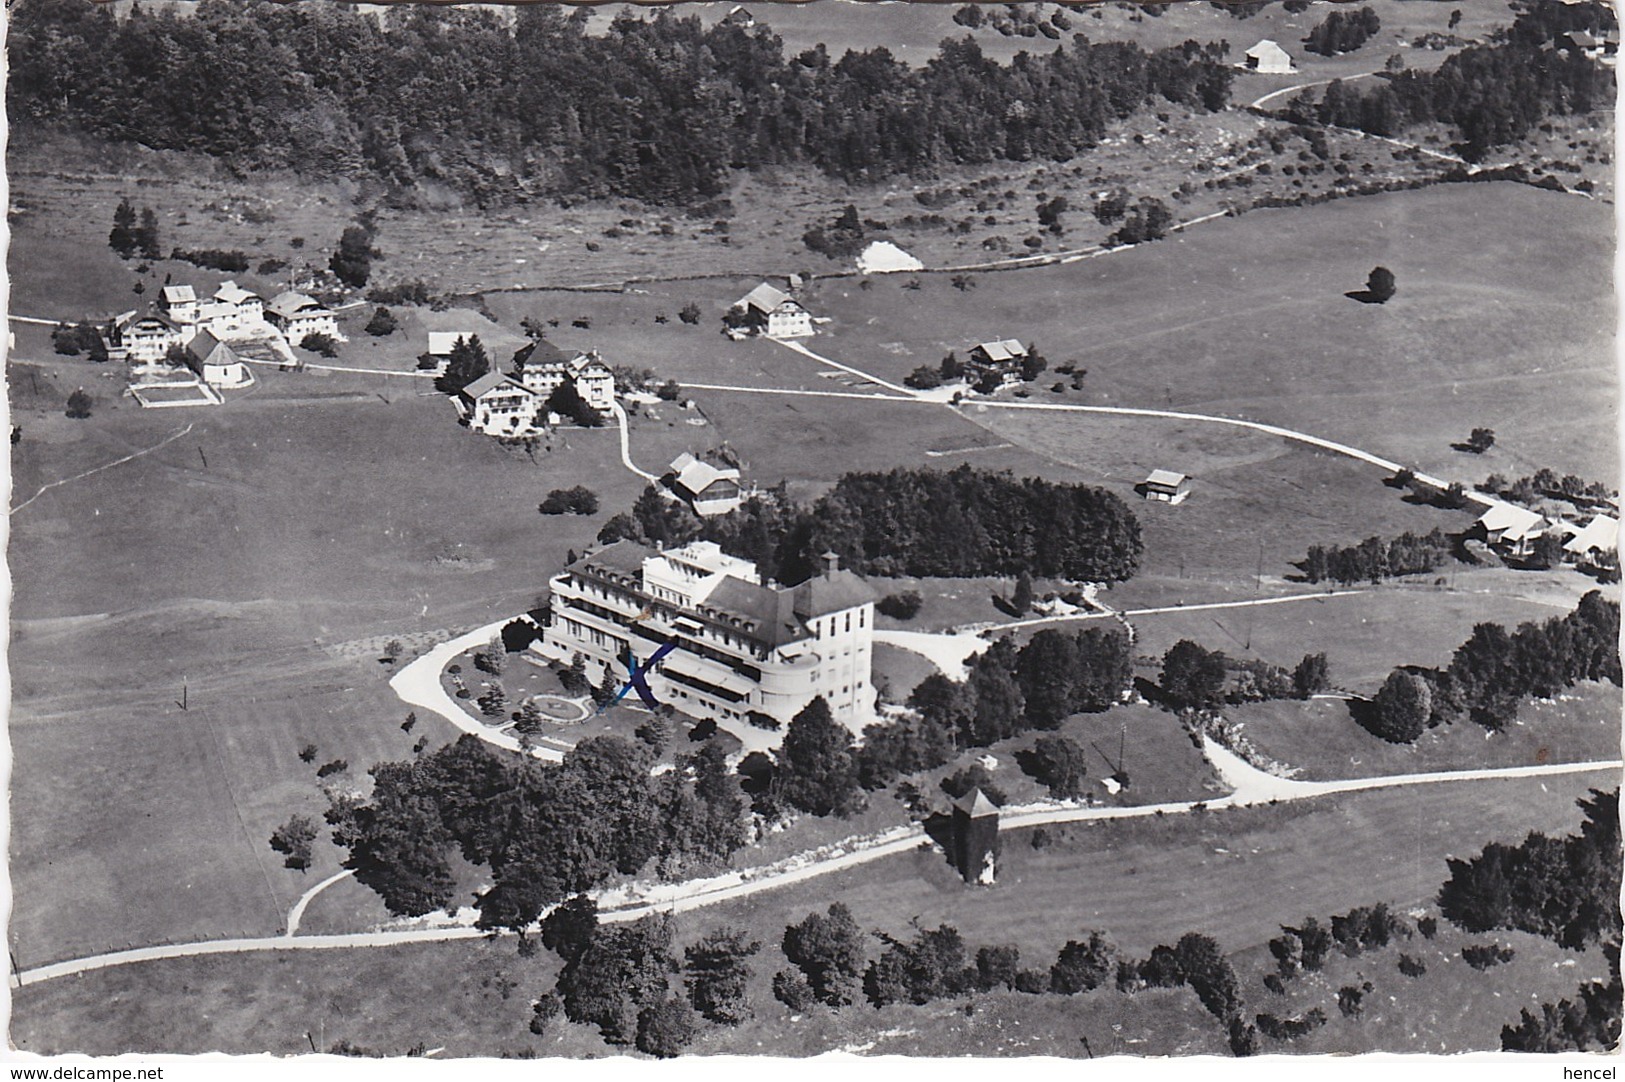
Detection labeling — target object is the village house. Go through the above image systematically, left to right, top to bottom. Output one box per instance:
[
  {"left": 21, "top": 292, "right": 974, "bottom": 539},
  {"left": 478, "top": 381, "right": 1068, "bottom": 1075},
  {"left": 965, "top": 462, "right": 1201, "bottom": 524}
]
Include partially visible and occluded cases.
[
  {"left": 721, "top": 5, "right": 755, "bottom": 28},
  {"left": 1244, "top": 39, "right": 1295, "bottom": 73},
  {"left": 203, "top": 281, "right": 265, "bottom": 336},
  {"left": 728, "top": 282, "right": 813, "bottom": 339},
  {"left": 156, "top": 285, "right": 199, "bottom": 326},
  {"left": 266, "top": 291, "right": 341, "bottom": 343},
  {"left": 109, "top": 310, "right": 185, "bottom": 364},
  {"left": 182, "top": 329, "right": 254, "bottom": 388},
  {"left": 964, "top": 339, "right": 1029, "bottom": 388},
  {"left": 513, "top": 341, "right": 616, "bottom": 414},
  {"left": 455, "top": 372, "right": 548, "bottom": 437},
  {"left": 668, "top": 452, "right": 745, "bottom": 517},
  {"left": 1140, "top": 469, "right": 1192, "bottom": 505},
  {"left": 1476, "top": 503, "right": 1548, "bottom": 559},
  {"left": 1563, "top": 514, "right": 1619, "bottom": 571},
  {"left": 537, "top": 540, "right": 877, "bottom": 733}
]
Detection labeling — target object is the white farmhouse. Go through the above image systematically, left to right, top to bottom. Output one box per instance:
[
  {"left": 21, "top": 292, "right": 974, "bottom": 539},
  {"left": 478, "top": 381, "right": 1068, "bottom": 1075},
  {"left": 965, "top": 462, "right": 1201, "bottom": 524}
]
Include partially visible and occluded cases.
[
  {"left": 1244, "top": 39, "right": 1295, "bottom": 74},
  {"left": 730, "top": 282, "right": 813, "bottom": 339},
  {"left": 267, "top": 291, "right": 342, "bottom": 343},
  {"left": 111, "top": 311, "right": 185, "bottom": 364},
  {"left": 455, "top": 372, "right": 549, "bottom": 437},
  {"left": 537, "top": 540, "right": 877, "bottom": 734}
]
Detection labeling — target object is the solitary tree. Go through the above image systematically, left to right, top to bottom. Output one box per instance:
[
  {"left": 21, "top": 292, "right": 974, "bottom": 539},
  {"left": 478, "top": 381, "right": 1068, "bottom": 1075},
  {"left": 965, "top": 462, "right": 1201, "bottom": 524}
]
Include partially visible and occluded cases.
[
  {"left": 109, "top": 198, "right": 138, "bottom": 258},
  {"left": 137, "top": 207, "right": 162, "bottom": 261},
  {"left": 330, "top": 223, "right": 378, "bottom": 289},
  {"left": 1366, "top": 266, "right": 1397, "bottom": 303},
  {"left": 678, "top": 302, "right": 702, "bottom": 325},
  {"left": 365, "top": 306, "right": 398, "bottom": 337},
  {"left": 65, "top": 389, "right": 93, "bottom": 419},
  {"left": 1465, "top": 428, "right": 1496, "bottom": 454},
  {"left": 1011, "top": 570, "right": 1034, "bottom": 615},
  {"left": 1369, "top": 669, "right": 1432, "bottom": 743},
  {"left": 270, "top": 814, "right": 319, "bottom": 870}
]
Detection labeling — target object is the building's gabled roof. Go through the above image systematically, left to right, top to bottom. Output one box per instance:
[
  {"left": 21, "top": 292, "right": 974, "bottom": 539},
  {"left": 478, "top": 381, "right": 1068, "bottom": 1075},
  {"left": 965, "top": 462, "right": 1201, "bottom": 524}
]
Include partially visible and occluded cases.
[
  {"left": 1568, "top": 29, "right": 1602, "bottom": 47},
  {"left": 1246, "top": 38, "right": 1290, "bottom": 58},
  {"left": 855, "top": 240, "right": 924, "bottom": 275},
  {"left": 214, "top": 281, "right": 258, "bottom": 306},
  {"left": 738, "top": 282, "right": 792, "bottom": 313},
  {"left": 160, "top": 285, "right": 197, "bottom": 305},
  {"left": 268, "top": 291, "right": 328, "bottom": 319},
  {"left": 118, "top": 310, "right": 179, "bottom": 333},
  {"left": 186, "top": 328, "right": 239, "bottom": 368},
  {"left": 429, "top": 332, "right": 478, "bottom": 356},
  {"left": 514, "top": 337, "right": 570, "bottom": 368},
  {"left": 973, "top": 339, "right": 1027, "bottom": 363},
  {"left": 571, "top": 351, "right": 612, "bottom": 377},
  {"left": 460, "top": 372, "right": 515, "bottom": 400},
  {"left": 673, "top": 456, "right": 740, "bottom": 498},
  {"left": 1145, "top": 469, "right": 1188, "bottom": 488},
  {"left": 1477, "top": 503, "right": 1545, "bottom": 536},
  {"left": 1565, "top": 515, "right": 1618, "bottom": 554},
  {"left": 705, "top": 576, "right": 798, "bottom": 644},
  {"left": 952, "top": 787, "right": 1000, "bottom": 818}
]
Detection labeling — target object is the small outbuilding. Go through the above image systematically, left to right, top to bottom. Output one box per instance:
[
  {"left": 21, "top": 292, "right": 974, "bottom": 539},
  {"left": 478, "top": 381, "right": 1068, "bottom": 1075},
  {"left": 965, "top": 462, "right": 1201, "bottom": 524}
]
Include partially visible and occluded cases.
[
  {"left": 1244, "top": 39, "right": 1295, "bottom": 74},
  {"left": 183, "top": 329, "right": 254, "bottom": 388},
  {"left": 669, "top": 452, "right": 745, "bottom": 517},
  {"left": 1140, "top": 470, "right": 1192, "bottom": 505},
  {"left": 950, "top": 788, "right": 1000, "bottom": 886}
]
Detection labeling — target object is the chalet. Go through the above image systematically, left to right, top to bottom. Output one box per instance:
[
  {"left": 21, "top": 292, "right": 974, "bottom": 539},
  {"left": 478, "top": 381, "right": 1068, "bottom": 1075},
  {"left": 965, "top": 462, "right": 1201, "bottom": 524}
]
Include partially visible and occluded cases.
[
  {"left": 721, "top": 5, "right": 755, "bottom": 27},
  {"left": 1244, "top": 39, "right": 1294, "bottom": 74},
  {"left": 855, "top": 240, "right": 923, "bottom": 275},
  {"left": 207, "top": 281, "right": 264, "bottom": 334},
  {"left": 730, "top": 282, "right": 813, "bottom": 339},
  {"left": 157, "top": 284, "right": 199, "bottom": 325},
  {"left": 266, "top": 291, "right": 341, "bottom": 343},
  {"left": 111, "top": 311, "right": 184, "bottom": 364},
  {"left": 183, "top": 329, "right": 254, "bottom": 388},
  {"left": 965, "top": 339, "right": 1029, "bottom": 387},
  {"left": 514, "top": 342, "right": 616, "bottom": 414},
  {"left": 455, "top": 372, "right": 548, "bottom": 437},
  {"left": 669, "top": 452, "right": 744, "bottom": 517},
  {"left": 1140, "top": 470, "right": 1192, "bottom": 505},
  {"left": 1476, "top": 503, "right": 1548, "bottom": 558},
  {"left": 1564, "top": 514, "right": 1619, "bottom": 570},
  {"left": 538, "top": 540, "right": 877, "bottom": 732}
]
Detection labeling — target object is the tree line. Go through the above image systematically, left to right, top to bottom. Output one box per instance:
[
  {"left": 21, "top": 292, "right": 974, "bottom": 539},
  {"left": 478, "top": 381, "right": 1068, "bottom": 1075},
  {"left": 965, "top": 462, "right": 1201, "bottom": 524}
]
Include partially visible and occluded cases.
[
  {"left": 10, "top": 0, "right": 1233, "bottom": 207},
  {"left": 1278, "top": 2, "right": 1615, "bottom": 161},
  {"left": 601, "top": 466, "right": 1143, "bottom": 587},
  {"left": 1300, "top": 528, "right": 1455, "bottom": 586},
  {"left": 1365, "top": 590, "right": 1620, "bottom": 742}
]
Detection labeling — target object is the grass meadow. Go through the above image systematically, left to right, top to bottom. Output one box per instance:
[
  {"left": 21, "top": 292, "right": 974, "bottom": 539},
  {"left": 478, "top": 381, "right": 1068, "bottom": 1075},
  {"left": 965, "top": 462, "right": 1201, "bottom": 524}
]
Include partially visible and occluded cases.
[{"left": 11, "top": 769, "right": 1610, "bottom": 1057}]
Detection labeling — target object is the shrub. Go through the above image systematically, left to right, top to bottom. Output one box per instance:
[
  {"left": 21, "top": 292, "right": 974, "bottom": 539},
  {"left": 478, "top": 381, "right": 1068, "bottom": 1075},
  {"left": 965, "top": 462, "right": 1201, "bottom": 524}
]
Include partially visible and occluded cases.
[
  {"left": 171, "top": 247, "right": 250, "bottom": 272},
  {"left": 366, "top": 281, "right": 436, "bottom": 306},
  {"left": 364, "top": 307, "right": 398, "bottom": 337},
  {"left": 301, "top": 333, "right": 339, "bottom": 358},
  {"left": 65, "top": 389, "right": 93, "bottom": 419},
  {"left": 539, "top": 487, "right": 600, "bottom": 516},
  {"left": 877, "top": 591, "right": 924, "bottom": 620},
  {"left": 315, "top": 759, "right": 349, "bottom": 778},
  {"left": 1462, "top": 943, "right": 1516, "bottom": 971}
]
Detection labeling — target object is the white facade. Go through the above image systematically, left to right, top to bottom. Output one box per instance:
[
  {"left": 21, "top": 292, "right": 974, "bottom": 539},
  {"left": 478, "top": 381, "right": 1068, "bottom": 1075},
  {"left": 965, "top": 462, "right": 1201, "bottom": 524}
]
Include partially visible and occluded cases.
[
  {"left": 1245, "top": 39, "right": 1294, "bottom": 74},
  {"left": 734, "top": 282, "right": 814, "bottom": 339},
  {"left": 267, "top": 291, "right": 341, "bottom": 343},
  {"left": 114, "top": 312, "right": 185, "bottom": 363},
  {"left": 517, "top": 349, "right": 616, "bottom": 414},
  {"left": 457, "top": 372, "right": 549, "bottom": 437},
  {"left": 538, "top": 540, "right": 877, "bottom": 733}
]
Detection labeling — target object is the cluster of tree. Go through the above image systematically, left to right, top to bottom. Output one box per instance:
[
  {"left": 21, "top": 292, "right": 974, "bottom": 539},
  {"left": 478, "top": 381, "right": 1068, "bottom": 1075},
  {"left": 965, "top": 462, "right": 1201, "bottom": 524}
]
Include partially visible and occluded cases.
[
  {"left": 11, "top": 2, "right": 1234, "bottom": 206},
  {"left": 1281, "top": 3, "right": 1615, "bottom": 160},
  {"left": 952, "top": 4, "right": 1073, "bottom": 40},
  {"left": 1303, "top": 6, "right": 1381, "bottom": 57},
  {"left": 1106, "top": 197, "right": 1174, "bottom": 246},
  {"left": 108, "top": 198, "right": 160, "bottom": 260},
  {"left": 802, "top": 205, "right": 868, "bottom": 260},
  {"left": 330, "top": 220, "right": 378, "bottom": 289},
  {"left": 169, "top": 247, "right": 250, "bottom": 272},
  {"left": 364, "top": 307, "right": 398, "bottom": 337},
  {"left": 52, "top": 323, "right": 108, "bottom": 361},
  {"left": 301, "top": 333, "right": 339, "bottom": 358},
  {"left": 434, "top": 335, "right": 491, "bottom": 395},
  {"left": 547, "top": 378, "right": 606, "bottom": 428},
  {"left": 605, "top": 466, "right": 1142, "bottom": 586},
  {"left": 1481, "top": 468, "right": 1616, "bottom": 509},
  {"left": 539, "top": 486, "right": 600, "bottom": 516},
  {"left": 1300, "top": 528, "right": 1454, "bottom": 586},
  {"left": 876, "top": 591, "right": 923, "bottom": 619},
  {"left": 1364, "top": 591, "right": 1619, "bottom": 741},
  {"left": 908, "top": 627, "right": 1132, "bottom": 753},
  {"left": 1159, "top": 640, "right": 1328, "bottom": 711},
  {"left": 329, "top": 733, "right": 747, "bottom": 930},
  {"left": 1431, "top": 788, "right": 1622, "bottom": 1052},
  {"left": 269, "top": 813, "right": 318, "bottom": 870},
  {"left": 542, "top": 906, "right": 696, "bottom": 1055},
  {"left": 1116, "top": 932, "right": 1251, "bottom": 1053},
  {"left": 1461, "top": 942, "right": 1516, "bottom": 971},
  {"left": 1254, "top": 1008, "right": 1327, "bottom": 1042}
]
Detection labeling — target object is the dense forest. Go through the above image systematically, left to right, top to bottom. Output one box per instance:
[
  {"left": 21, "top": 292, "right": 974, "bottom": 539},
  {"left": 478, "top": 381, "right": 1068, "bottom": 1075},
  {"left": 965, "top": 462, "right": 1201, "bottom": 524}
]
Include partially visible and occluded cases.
[
  {"left": 10, "top": 0, "right": 1232, "bottom": 207},
  {"left": 1281, "top": 1, "right": 1615, "bottom": 161},
  {"left": 601, "top": 466, "right": 1143, "bottom": 584}
]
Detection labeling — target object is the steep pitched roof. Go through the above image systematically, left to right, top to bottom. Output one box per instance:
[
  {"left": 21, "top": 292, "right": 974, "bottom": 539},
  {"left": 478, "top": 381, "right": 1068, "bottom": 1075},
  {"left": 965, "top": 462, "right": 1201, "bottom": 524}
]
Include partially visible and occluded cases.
[
  {"left": 1246, "top": 38, "right": 1290, "bottom": 59},
  {"left": 214, "top": 281, "right": 258, "bottom": 306},
  {"left": 738, "top": 282, "right": 791, "bottom": 313},
  {"left": 160, "top": 285, "right": 197, "bottom": 304},
  {"left": 268, "top": 291, "right": 326, "bottom": 320},
  {"left": 186, "top": 328, "right": 239, "bottom": 368},
  {"left": 514, "top": 337, "right": 569, "bottom": 368},
  {"left": 460, "top": 371, "right": 514, "bottom": 400},
  {"left": 674, "top": 457, "right": 740, "bottom": 497},
  {"left": 1478, "top": 503, "right": 1545, "bottom": 536},
  {"left": 1565, "top": 515, "right": 1618, "bottom": 555},
  {"left": 792, "top": 566, "right": 878, "bottom": 619},
  {"left": 952, "top": 787, "right": 1000, "bottom": 818}
]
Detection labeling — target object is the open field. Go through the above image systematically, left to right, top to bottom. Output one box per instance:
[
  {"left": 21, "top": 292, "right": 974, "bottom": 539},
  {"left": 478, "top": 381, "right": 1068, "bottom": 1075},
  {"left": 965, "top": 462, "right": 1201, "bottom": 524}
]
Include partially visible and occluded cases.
[
  {"left": 1124, "top": 579, "right": 1600, "bottom": 692},
  {"left": 1233, "top": 682, "right": 1623, "bottom": 783},
  {"left": 12, "top": 769, "right": 1610, "bottom": 1057}
]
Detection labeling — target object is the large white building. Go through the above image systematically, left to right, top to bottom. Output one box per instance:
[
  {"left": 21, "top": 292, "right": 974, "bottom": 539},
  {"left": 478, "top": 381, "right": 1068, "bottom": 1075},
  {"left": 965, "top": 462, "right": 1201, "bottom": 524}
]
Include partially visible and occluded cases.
[
  {"left": 513, "top": 340, "right": 617, "bottom": 414},
  {"left": 536, "top": 540, "right": 877, "bottom": 733}
]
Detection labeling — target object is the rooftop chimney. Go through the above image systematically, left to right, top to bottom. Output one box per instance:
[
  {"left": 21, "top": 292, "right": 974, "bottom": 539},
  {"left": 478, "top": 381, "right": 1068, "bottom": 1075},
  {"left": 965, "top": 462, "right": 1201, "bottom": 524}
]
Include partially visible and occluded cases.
[{"left": 822, "top": 551, "right": 840, "bottom": 575}]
